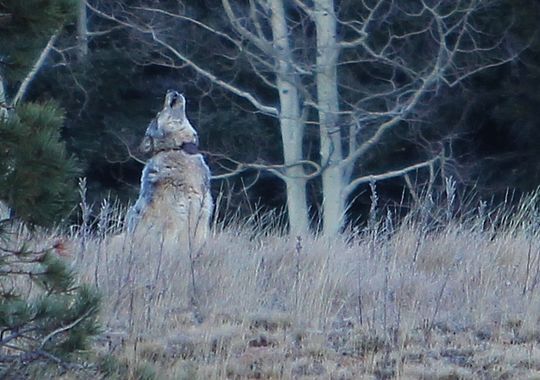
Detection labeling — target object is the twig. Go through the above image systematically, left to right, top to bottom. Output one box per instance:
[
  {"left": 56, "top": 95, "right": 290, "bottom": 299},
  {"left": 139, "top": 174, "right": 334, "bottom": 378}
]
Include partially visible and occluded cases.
[
  {"left": 13, "top": 31, "right": 60, "bottom": 106},
  {"left": 206, "top": 151, "right": 321, "bottom": 181},
  {"left": 344, "top": 157, "right": 439, "bottom": 198},
  {"left": 523, "top": 235, "right": 533, "bottom": 295},
  {"left": 294, "top": 236, "right": 302, "bottom": 313},
  {"left": 428, "top": 269, "right": 452, "bottom": 333},
  {"left": 40, "top": 307, "right": 95, "bottom": 349},
  {"left": 0, "top": 327, "right": 37, "bottom": 346}
]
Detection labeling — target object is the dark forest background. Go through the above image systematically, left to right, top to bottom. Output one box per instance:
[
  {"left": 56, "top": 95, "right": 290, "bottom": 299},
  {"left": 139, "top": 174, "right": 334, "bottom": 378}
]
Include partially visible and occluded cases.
[{"left": 1, "top": 0, "right": 540, "bottom": 228}]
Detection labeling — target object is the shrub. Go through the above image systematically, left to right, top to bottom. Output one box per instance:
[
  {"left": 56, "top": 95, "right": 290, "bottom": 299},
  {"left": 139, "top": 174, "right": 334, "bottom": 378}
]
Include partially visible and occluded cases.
[{"left": 0, "top": 236, "right": 100, "bottom": 377}]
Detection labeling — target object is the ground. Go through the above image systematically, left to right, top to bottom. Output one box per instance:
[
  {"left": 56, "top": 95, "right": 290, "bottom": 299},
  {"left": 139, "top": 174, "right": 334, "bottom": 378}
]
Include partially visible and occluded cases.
[{"left": 13, "top": 196, "right": 540, "bottom": 379}]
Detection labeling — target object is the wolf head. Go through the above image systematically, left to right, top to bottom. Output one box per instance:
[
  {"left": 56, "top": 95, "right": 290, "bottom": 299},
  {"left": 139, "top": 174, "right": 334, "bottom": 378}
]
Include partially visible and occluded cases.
[{"left": 140, "top": 90, "right": 199, "bottom": 155}]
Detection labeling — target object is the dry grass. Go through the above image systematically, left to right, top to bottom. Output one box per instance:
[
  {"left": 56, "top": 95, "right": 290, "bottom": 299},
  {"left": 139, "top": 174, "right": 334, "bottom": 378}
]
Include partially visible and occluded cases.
[
  {"left": 10, "top": 188, "right": 540, "bottom": 379},
  {"left": 34, "top": 190, "right": 536, "bottom": 379}
]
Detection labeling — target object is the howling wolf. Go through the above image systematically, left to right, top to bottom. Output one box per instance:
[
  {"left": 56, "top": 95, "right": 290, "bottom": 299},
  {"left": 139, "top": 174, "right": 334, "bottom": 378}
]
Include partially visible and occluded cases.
[{"left": 127, "top": 91, "right": 213, "bottom": 251}]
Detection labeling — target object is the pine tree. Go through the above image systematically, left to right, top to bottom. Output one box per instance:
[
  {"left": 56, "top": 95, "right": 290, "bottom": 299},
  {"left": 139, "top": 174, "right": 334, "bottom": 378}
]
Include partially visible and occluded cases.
[
  {"left": 0, "top": 0, "right": 79, "bottom": 225},
  {"left": 0, "top": 1, "right": 101, "bottom": 376},
  {"left": 0, "top": 102, "right": 80, "bottom": 225},
  {"left": 0, "top": 241, "right": 101, "bottom": 376}
]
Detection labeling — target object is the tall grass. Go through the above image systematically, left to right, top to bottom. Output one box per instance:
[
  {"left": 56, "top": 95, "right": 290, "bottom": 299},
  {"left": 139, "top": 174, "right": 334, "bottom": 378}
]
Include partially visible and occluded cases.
[{"left": 58, "top": 189, "right": 540, "bottom": 378}]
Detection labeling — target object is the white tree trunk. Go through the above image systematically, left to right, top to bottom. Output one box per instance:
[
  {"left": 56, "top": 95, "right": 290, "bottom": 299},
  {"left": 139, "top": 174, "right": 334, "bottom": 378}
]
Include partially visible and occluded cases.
[
  {"left": 77, "top": 0, "right": 88, "bottom": 60},
  {"left": 270, "top": 0, "right": 310, "bottom": 235},
  {"left": 314, "top": 0, "right": 346, "bottom": 236},
  {"left": 0, "top": 73, "right": 10, "bottom": 219},
  {"left": 0, "top": 74, "right": 7, "bottom": 121}
]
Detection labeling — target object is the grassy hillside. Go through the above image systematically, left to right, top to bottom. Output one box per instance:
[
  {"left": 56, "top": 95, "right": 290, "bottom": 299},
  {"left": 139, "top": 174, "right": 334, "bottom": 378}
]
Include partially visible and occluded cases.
[{"left": 8, "top": 191, "right": 540, "bottom": 379}]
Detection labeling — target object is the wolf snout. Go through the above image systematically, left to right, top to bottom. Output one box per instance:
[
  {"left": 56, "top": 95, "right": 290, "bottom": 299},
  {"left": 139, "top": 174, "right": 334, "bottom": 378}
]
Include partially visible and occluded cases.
[{"left": 166, "top": 90, "right": 183, "bottom": 109}]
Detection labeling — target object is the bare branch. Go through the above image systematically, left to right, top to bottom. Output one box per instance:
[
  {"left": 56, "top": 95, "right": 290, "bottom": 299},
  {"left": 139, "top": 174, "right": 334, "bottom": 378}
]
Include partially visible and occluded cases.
[
  {"left": 222, "top": 0, "right": 273, "bottom": 55},
  {"left": 293, "top": 0, "right": 313, "bottom": 16},
  {"left": 338, "top": 0, "right": 385, "bottom": 48},
  {"left": 340, "top": 0, "right": 509, "bottom": 170},
  {"left": 86, "top": 2, "right": 278, "bottom": 116},
  {"left": 131, "top": 4, "right": 279, "bottom": 74},
  {"left": 130, "top": 6, "right": 240, "bottom": 47},
  {"left": 86, "top": 25, "right": 125, "bottom": 36},
  {"left": 13, "top": 31, "right": 59, "bottom": 106},
  {"left": 149, "top": 31, "right": 278, "bottom": 116},
  {"left": 446, "top": 50, "right": 524, "bottom": 87},
  {"left": 341, "top": 69, "right": 439, "bottom": 169},
  {"left": 109, "top": 131, "right": 146, "bottom": 165},
  {"left": 207, "top": 151, "right": 321, "bottom": 181},
  {"left": 343, "top": 157, "right": 439, "bottom": 199},
  {"left": 403, "top": 173, "right": 421, "bottom": 206},
  {"left": 40, "top": 307, "right": 96, "bottom": 349},
  {"left": 0, "top": 327, "right": 37, "bottom": 346}
]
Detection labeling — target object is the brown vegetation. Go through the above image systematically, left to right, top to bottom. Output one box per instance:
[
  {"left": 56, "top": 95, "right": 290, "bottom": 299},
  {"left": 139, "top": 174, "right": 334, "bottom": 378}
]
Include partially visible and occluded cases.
[{"left": 49, "top": 191, "right": 540, "bottom": 379}]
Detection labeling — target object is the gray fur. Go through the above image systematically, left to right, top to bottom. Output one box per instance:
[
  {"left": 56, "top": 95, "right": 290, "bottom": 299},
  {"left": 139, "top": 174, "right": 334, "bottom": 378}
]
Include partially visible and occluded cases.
[
  {"left": 127, "top": 91, "right": 212, "bottom": 250},
  {"left": 126, "top": 159, "right": 158, "bottom": 232}
]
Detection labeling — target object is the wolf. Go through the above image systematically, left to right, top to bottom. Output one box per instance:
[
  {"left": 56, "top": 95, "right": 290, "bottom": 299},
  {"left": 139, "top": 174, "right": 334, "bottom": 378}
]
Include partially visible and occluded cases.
[{"left": 127, "top": 91, "right": 213, "bottom": 251}]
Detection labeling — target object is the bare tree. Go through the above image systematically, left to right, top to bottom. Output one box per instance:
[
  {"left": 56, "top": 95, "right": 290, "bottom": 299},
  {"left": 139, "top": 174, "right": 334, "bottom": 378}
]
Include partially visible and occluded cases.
[{"left": 88, "top": 0, "right": 522, "bottom": 235}]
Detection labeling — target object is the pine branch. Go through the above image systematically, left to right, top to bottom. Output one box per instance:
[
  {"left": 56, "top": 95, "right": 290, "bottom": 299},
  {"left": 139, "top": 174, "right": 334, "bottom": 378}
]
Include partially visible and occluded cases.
[
  {"left": 39, "top": 307, "right": 96, "bottom": 349},
  {"left": 0, "top": 327, "right": 38, "bottom": 346},
  {"left": 0, "top": 349, "right": 83, "bottom": 370}
]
